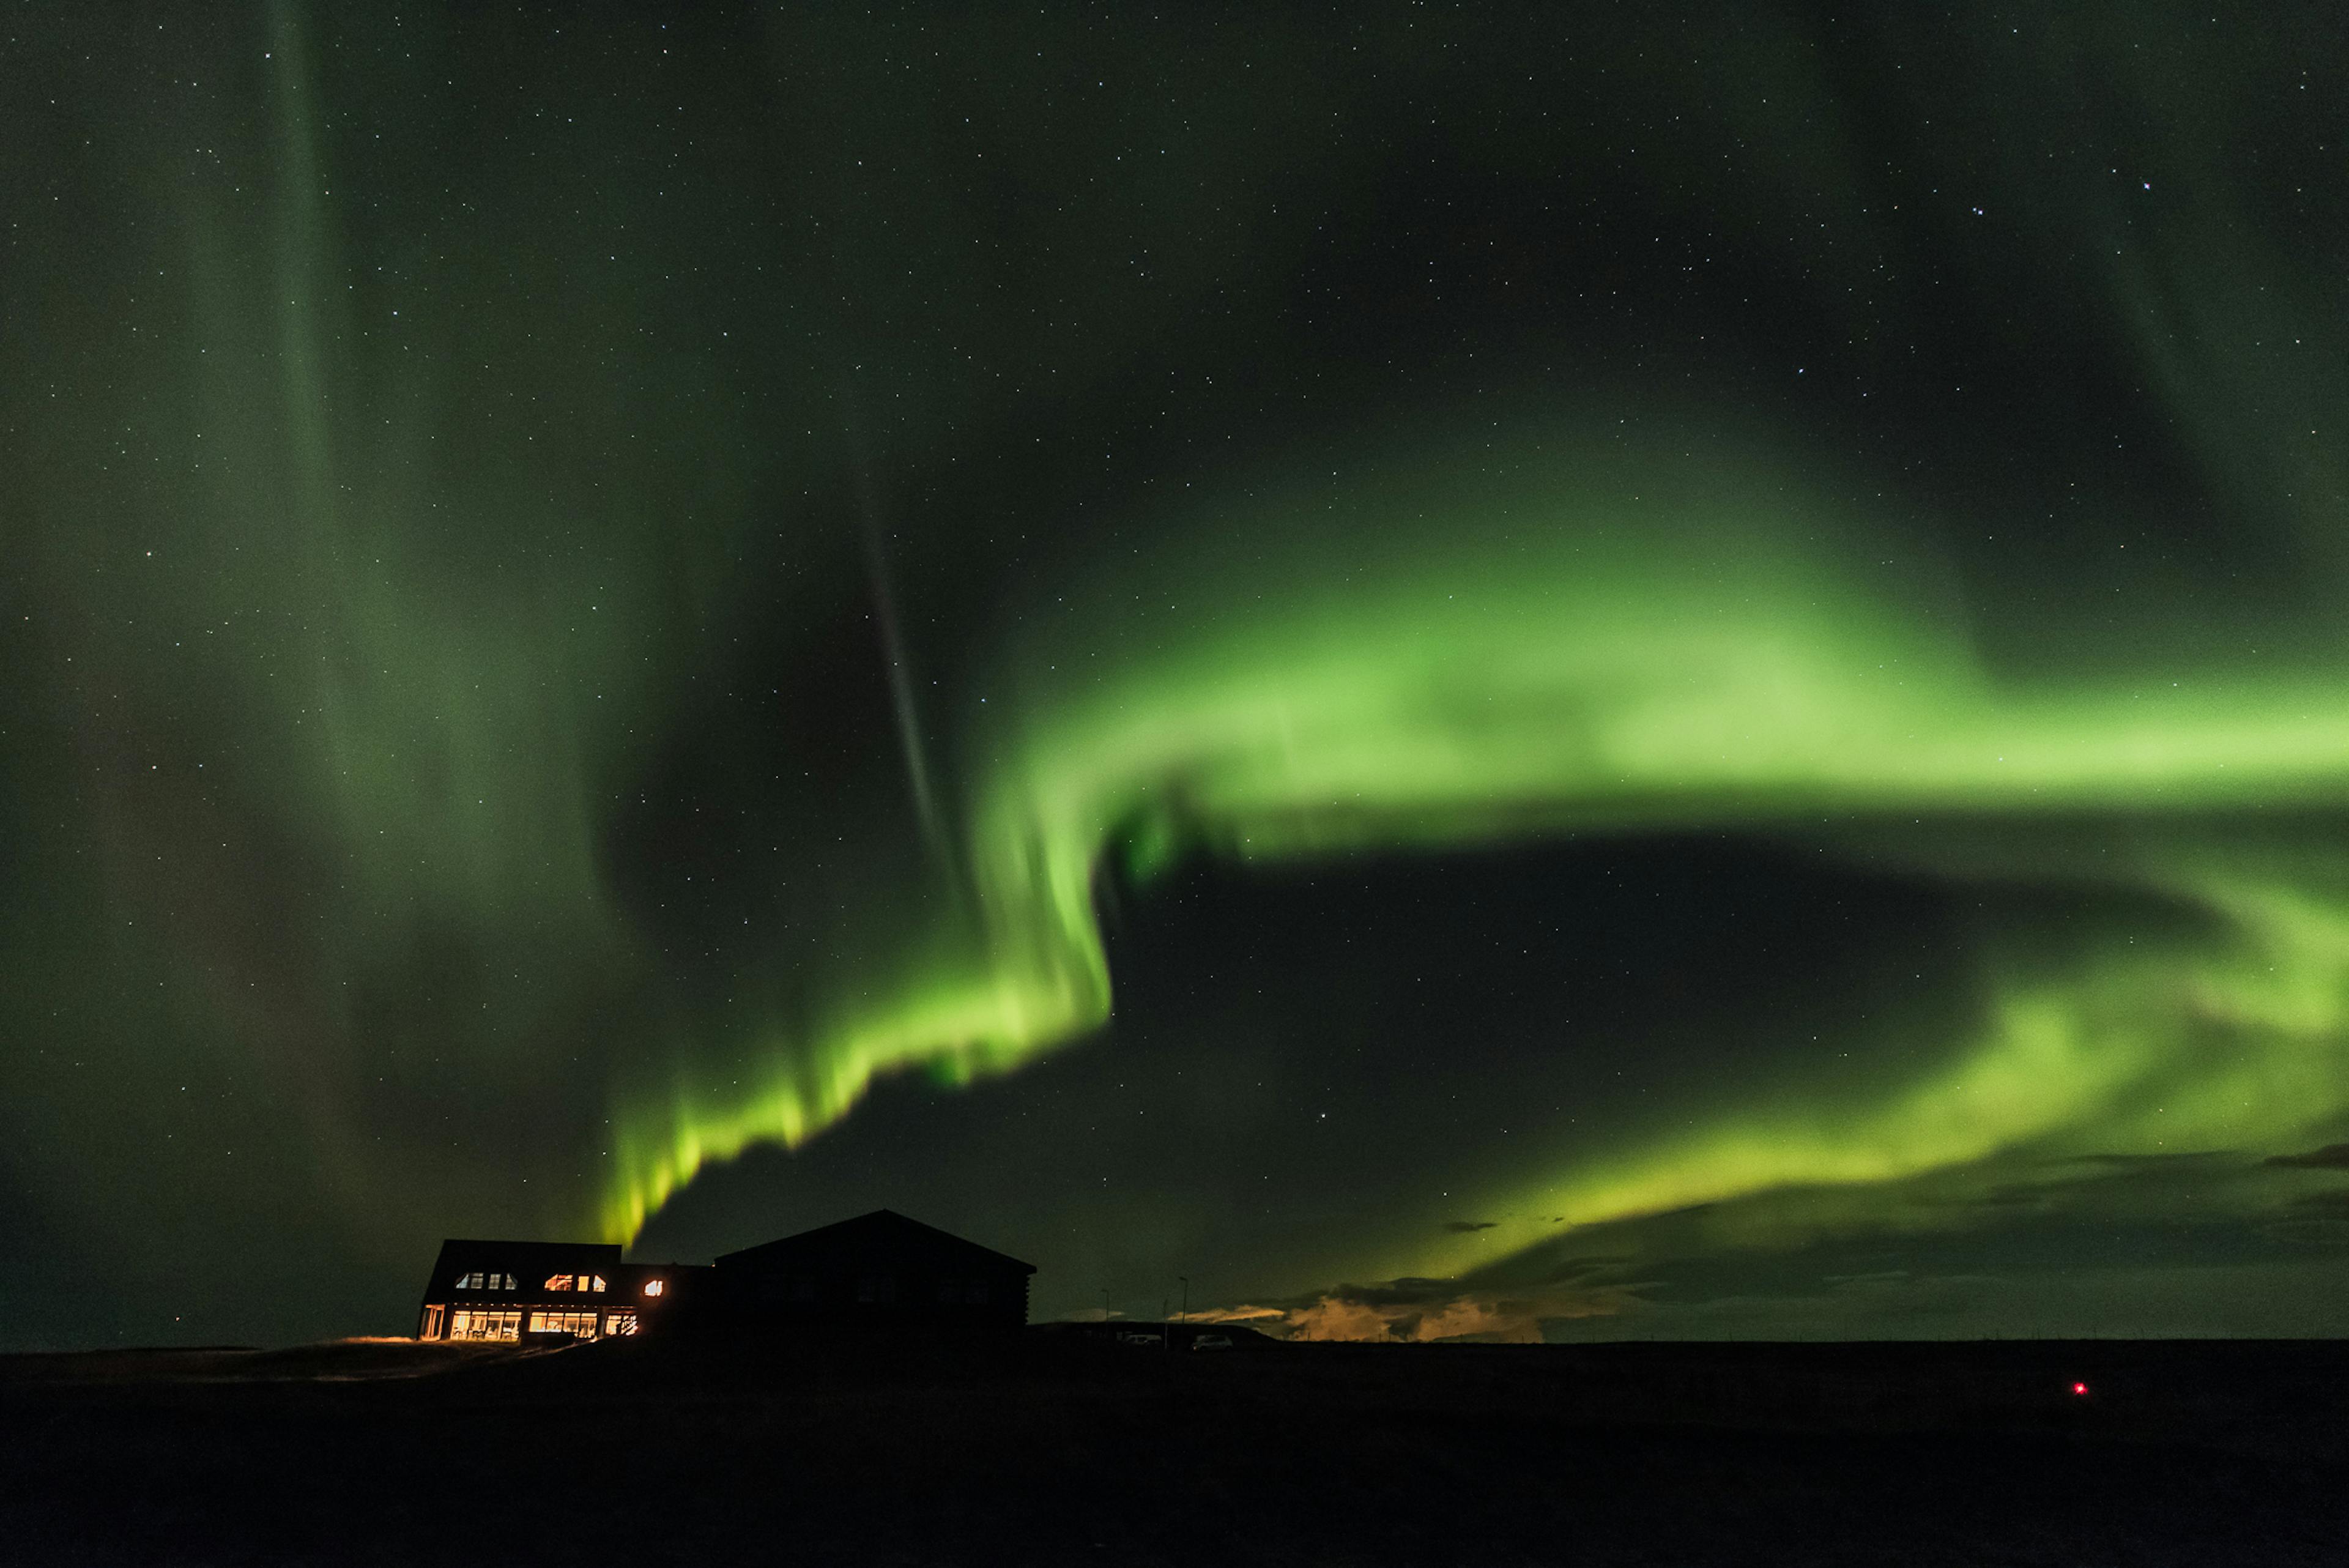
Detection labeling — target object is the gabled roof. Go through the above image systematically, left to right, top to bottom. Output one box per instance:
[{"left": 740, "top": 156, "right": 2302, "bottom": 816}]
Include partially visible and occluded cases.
[
  {"left": 715, "top": 1209, "right": 1036, "bottom": 1274},
  {"left": 424, "top": 1238, "right": 625, "bottom": 1291},
  {"left": 431, "top": 1238, "right": 624, "bottom": 1268}
]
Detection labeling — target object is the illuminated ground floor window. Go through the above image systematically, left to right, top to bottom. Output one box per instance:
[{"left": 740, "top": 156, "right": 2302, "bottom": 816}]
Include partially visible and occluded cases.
[
  {"left": 419, "top": 1304, "right": 445, "bottom": 1340},
  {"left": 448, "top": 1309, "right": 521, "bottom": 1341},
  {"left": 528, "top": 1309, "right": 601, "bottom": 1337},
  {"left": 604, "top": 1309, "right": 639, "bottom": 1336}
]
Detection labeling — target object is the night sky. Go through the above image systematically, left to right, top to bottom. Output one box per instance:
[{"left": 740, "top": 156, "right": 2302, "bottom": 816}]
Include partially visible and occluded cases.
[{"left": 9, "top": 2, "right": 2349, "bottom": 1350}]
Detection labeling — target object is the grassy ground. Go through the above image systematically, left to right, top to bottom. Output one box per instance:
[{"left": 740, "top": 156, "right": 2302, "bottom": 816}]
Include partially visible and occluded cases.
[{"left": 4, "top": 1335, "right": 2345, "bottom": 1566}]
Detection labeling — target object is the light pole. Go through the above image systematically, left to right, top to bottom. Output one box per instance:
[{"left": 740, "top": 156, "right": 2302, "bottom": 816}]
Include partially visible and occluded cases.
[
  {"left": 1179, "top": 1276, "right": 1189, "bottom": 1328},
  {"left": 1102, "top": 1288, "right": 1111, "bottom": 1327}
]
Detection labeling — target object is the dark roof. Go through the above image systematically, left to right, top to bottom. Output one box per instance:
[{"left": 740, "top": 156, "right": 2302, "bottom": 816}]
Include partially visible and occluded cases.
[
  {"left": 715, "top": 1209, "right": 1036, "bottom": 1274},
  {"left": 423, "top": 1238, "right": 624, "bottom": 1291},
  {"left": 431, "top": 1238, "right": 623, "bottom": 1267},
  {"left": 613, "top": 1261, "right": 713, "bottom": 1280}
]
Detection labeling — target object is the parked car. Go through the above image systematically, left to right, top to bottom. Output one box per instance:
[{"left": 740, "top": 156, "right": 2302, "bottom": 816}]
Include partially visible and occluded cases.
[
  {"left": 1116, "top": 1330, "right": 1164, "bottom": 1347},
  {"left": 1190, "top": 1332, "right": 1233, "bottom": 1351}
]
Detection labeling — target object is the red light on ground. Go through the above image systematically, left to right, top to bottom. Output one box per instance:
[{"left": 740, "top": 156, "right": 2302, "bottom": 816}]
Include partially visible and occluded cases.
[{"left": 2070, "top": 1381, "right": 2090, "bottom": 1396}]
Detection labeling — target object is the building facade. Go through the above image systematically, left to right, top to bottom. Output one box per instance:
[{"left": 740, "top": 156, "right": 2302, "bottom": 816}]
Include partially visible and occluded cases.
[
  {"left": 415, "top": 1211, "right": 1034, "bottom": 1340},
  {"left": 415, "top": 1239, "right": 704, "bottom": 1342}
]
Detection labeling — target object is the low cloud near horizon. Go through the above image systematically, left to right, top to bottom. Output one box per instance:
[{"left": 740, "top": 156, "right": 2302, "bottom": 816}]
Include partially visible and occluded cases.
[
  {"left": 1174, "top": 1145, "right": 2349, "bottom": 1342},
  {"left": 1187, "top": 1273, "right": 1639, "bottom": 1343}
]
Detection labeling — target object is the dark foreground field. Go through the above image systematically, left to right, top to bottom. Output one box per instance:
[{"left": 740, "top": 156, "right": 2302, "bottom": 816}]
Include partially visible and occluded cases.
[{"left": 5, "top": 1333, "right": 2346, "bottom": 1566}]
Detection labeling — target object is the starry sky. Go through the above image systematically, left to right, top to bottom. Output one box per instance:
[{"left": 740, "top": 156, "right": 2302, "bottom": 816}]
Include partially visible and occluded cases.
[{"left": 8, "top": 2, "right": 2349, "bottom": 1350}]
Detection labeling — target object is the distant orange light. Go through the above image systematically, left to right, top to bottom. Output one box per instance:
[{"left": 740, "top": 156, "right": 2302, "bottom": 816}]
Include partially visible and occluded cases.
[
  {"left": 644, "top": 1279, "right": 665, "bottom": 1297},
  {"left": 2071, "top": 1381, "right": 2089, "bottom": 1396}
]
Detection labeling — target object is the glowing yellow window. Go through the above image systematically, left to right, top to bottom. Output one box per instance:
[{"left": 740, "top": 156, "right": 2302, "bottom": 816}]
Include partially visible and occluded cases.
[{"left": 545, "top": 1274, "right": 573, "bottom": 1291}]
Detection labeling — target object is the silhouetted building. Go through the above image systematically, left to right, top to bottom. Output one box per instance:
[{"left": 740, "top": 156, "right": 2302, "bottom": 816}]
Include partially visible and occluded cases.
[
  {"left": 716, "top": 1209, "right": 1036, "bottom": 1330},
  {"left": 415, "top": 1210, "right": 1033, "bottom": 1340},
  {"left": 415, "top": 1239, "right": 708, "bottom": 1342}
]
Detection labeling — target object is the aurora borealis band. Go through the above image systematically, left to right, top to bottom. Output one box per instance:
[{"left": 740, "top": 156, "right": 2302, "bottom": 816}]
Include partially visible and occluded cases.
[{"left": 8, "top": 2, "right": 2349, "bottom": 1348}]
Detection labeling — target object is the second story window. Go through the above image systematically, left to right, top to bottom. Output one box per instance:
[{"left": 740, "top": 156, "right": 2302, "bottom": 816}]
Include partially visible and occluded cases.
[{"left": 545, "top": 1274, "right": 574, "bottom": 1291}]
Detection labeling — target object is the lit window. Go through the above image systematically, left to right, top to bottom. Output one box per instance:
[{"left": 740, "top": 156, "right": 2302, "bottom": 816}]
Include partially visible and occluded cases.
[
  {"left": 545, "top": 1274, "right": 573, "bottom": 1291},
  {"left": 589, "top": 1275, "right": 606, "bottom": 1293},
  {"left": 643, "top": 1279, "right": 665, "bottom": 1298},
  {"left": 448, "top": 1309, "right": 521, "bottom": 1341},
  {"left": 605, "top": 1309, "right": 639, "bottom": 1336}
]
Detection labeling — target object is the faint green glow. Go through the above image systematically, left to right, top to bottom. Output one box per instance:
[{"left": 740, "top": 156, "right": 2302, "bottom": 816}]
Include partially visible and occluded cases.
[
  {"left": 604, "top": 437, "right": 2349, "bottom": 1255},
  {"left": 1415, "top": 866, "right": 2349, "bottom": 1279}
]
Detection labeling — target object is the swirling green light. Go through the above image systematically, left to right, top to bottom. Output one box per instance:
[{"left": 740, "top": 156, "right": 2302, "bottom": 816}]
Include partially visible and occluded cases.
[{"left": 604, "top": 435, "right": 2349, "bottom": 1259}]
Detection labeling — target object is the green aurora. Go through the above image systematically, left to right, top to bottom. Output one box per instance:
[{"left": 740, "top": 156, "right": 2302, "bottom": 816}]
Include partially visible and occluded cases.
[
  {"left": 7, "top": 1, "right": 2349, "bottom": 1344},
  {"left": 610, "top": 423, "right": 2349, "bottom": 1280}
]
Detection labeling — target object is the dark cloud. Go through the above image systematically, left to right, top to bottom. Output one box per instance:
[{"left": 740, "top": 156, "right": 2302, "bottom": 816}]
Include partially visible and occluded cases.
[
  {"left": 2265, "top": 1143, "right": 2349, "bottom": 1170},
  {"left": 2066, "top": 1151, "right": 2236, "bottom": 1168},
  {"left": 1935, "top": 1152, "right": 2252, "bottom": 1213},
  {"left": 1954, "top": 1183, "right": 2054, "bottom": 1209},
  {"left": 2291, "top": 1190, "right": 2349, "bottom": 1214},
  {"left": 1444, "top": 1220, "right": 1499, "bottom": 1233}
]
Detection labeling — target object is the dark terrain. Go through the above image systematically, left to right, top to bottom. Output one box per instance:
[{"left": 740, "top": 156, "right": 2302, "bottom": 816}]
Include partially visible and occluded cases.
[{"left": 4, "top": 1333, "right": 2345, "bottom": 1566}]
